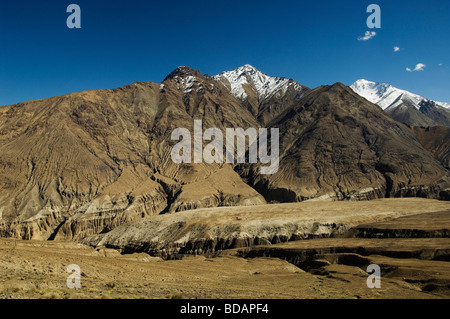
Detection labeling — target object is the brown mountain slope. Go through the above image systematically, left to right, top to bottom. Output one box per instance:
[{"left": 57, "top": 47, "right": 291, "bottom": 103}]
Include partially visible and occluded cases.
[
  {"left": 0, "top": 67, "right": 265, "bottom": 240},
  {"left": 240, "top": 83, "right": 450, "bottom": 202},
  {"left": 408, "top": 125, "right": 450, "bottom": 170}
]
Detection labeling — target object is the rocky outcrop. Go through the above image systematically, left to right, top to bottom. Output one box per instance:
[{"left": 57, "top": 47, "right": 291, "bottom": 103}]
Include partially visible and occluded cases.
[
  {"left": 167, "top": 166, "right": 266, "bottom": 213},
  {"left": 80, "top": 199, "right": 450, "bottom": 259},
  {"left": 0, "top": 210, "right": 66, "bottom": 241},
  {"left": 353, "top": 210, "right": 450, "bottom": 239}
]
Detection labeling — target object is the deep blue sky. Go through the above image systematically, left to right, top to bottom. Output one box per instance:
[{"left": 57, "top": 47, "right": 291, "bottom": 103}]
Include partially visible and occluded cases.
[{"left": 1, "top": 0, "right": 449, "bottom": 105}]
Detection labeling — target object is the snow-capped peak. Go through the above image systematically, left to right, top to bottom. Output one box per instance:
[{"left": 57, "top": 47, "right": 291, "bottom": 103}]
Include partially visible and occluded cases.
[
  {"left": 213, "top": 65, "right": 304, "bottom": 100},
  {"left": 350, "top": 79, "right": 449, "bottom": 110}
]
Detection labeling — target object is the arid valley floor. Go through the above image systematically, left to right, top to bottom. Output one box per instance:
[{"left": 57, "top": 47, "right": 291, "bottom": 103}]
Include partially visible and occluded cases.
[{"left": 0, "top": 199, "right": 449, "bottom": 299}]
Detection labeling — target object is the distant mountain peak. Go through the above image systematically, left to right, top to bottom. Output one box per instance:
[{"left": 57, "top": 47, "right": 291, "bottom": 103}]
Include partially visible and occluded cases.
[
  {"left": 238, "top": 64, "right": 259, "bottom": 72},
  {"left": 164, "top": 65, "right": 203, "bottom": 82},
  {"left": 213, "top": 65, "right": 306, "bottom": 100},
  {"left": 162, "top": 66, "right": 207, "bottom": 95},
  {"left": 351, "top": 79, "right": 450, "bottom": 127},
  {"left": 351, "top": 79, "right": 427, "bottom": 110},
  {"left": 351, "top": 79, "right": 450, "bottom": 110},
  {"left": 328, "top": 82, "right": 349, "bottom": 90}
]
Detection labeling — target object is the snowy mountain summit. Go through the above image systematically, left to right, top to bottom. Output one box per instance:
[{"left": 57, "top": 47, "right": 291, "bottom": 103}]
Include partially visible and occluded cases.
[
  {"left": 213, "top": 64, "right": 306, "bottom": 100},
  {"left": 351, "top": 79, "right": 450, "bottom": 110},
  {"left": 351, "top": 79, "right": 450, "bottom": 127}
]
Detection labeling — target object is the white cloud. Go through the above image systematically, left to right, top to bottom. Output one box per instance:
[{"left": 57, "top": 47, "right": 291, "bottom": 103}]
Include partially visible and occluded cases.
[
  {"left": 358, "top": 31, "right": 376, "bottom": 41},
  {"left": 393, "top": 46, "right": 400, "bottom": 52},
  {"left": 406, "top": 63, "right": 426, "bottom": 72},
  {"left": 438, "top": 63, "right": 443, "bottom": 66}
]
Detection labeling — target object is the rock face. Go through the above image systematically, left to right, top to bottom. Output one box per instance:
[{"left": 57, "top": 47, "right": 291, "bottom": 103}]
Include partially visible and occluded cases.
[
  {"left": 0, "top": 66, "right": 449, "bottom": 240},
  {"left": 353, "top": 210, "right": 450, "bottom": 238}
]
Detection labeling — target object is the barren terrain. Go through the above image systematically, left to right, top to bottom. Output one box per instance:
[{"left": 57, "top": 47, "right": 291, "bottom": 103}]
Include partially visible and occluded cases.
[{"left": 0, "top": 199, "right": 449, "bottom": 299}]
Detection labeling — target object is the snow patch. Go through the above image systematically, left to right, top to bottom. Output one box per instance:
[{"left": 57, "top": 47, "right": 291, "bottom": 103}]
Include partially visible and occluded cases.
[
  {"left": 172, "top": 75, "right": 198, "bottom": 94},
  {"left": 436, "top": 101, "right": 450, "bottom": 110}
]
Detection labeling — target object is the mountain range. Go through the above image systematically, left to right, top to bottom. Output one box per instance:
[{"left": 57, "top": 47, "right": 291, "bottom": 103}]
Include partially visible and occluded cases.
[{"left": 0, "top": 65, "right": 449, "bottom": 240}]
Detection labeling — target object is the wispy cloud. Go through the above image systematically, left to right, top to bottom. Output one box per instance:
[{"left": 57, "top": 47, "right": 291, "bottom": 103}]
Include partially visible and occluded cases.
[
  {"left": 358, "top": 31, "right": 376, "bottom": 41},
  {"left": 393, "top": 46, "right": 400, "bottom": 52},
  {"left": 406, "top": 63, "right": 426, "bottom": 72},
  {"left": 438, "top": 63, "right": 443, "bottom": 66}
]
